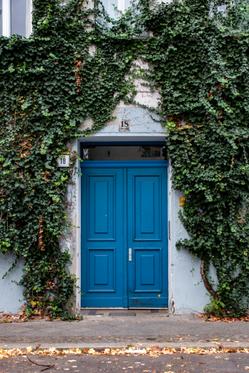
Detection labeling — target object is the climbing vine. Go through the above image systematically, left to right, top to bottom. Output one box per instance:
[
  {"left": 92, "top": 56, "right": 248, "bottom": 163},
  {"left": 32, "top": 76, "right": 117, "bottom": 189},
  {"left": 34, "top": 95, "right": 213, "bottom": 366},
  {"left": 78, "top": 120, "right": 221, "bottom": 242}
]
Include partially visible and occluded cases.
[
  {"left": 0, "top": 0, "right": 248, "bottom": 317},
  {"left": 141, "top": 0, "right": 249, "bottom": 316}
]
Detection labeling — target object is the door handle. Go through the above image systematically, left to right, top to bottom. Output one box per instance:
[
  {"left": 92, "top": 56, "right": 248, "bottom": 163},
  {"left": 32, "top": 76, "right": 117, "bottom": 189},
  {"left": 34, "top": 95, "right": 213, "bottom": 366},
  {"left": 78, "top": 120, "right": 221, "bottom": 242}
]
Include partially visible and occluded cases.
[{"left": 128, "top": 248, "right": 132, "bottom": 262}]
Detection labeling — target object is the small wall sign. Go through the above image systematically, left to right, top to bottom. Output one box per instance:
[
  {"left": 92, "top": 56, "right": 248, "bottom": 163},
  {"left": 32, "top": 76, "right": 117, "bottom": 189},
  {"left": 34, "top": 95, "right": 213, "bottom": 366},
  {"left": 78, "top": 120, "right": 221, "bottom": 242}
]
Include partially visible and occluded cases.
[
  {"left": 119, "top": 120, "right": 130, "bottom": 132},
  {"left": 57, "top": 154, "right": 70, "bottom": 167},
  {"left": 179, "top": 196, "right": 186, "bottom": 207}
]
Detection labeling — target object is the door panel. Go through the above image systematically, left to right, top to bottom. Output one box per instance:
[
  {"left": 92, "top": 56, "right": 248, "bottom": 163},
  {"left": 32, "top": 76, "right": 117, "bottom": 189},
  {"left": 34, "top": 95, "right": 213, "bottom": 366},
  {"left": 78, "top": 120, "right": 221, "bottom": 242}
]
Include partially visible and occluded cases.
[
  {"left": 81, "top": 168, "right": 126, "bottom": 307},
  {"left": 127, "top": 168, "right": 167, "bottom": 308},
  {"left": 133, "top": 175, "right": 161, "bottom": 241},
  {"left": 88, "top": 176, "right": 115, "bottom": 240},
  {"left": 88, "top": 249, "right": 115, "bottom": 291},
  {"left": 134, "top": 249, "right": 162, "bottom": 292}
]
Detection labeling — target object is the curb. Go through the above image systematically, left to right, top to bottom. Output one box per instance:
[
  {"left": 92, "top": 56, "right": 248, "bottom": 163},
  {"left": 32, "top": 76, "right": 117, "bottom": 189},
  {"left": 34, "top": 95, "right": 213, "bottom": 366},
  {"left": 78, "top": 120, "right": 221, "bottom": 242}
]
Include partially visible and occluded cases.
[{"left": 1, "top": 341, "right": 249, "bottom": 351}]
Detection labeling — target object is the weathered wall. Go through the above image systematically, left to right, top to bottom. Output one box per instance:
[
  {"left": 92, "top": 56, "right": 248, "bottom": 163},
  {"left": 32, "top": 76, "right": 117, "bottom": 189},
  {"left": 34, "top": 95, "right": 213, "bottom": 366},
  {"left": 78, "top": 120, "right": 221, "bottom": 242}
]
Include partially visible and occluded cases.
[
  {"left": 168, "top": 176, "right": 211, "bottom": 313},
  {"left": 0, "top": 254, "right": 24, "bottom": 313}
]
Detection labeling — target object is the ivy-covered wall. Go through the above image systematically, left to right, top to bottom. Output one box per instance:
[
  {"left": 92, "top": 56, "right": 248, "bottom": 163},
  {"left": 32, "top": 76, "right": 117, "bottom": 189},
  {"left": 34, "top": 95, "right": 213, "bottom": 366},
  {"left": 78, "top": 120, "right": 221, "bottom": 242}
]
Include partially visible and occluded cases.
[{"left": 0, "top": 0, "right": 248, "bottom": 317}]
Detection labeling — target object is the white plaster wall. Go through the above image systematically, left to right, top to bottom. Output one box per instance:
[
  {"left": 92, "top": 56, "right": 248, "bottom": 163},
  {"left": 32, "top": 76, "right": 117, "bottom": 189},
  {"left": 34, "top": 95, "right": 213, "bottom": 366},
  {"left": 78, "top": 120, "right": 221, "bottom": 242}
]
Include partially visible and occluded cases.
[
  {"left": 81, "top": 103, "right": 164, "bottom": 136},
  {"left": 62, "top": 140, "right": 82, "bottom": 312},
  {"left": 168, "top": 165, "right": 211, "bottom": 313},
  {"left": 0, "top": 254, "right": 24, "bottom": 313}
]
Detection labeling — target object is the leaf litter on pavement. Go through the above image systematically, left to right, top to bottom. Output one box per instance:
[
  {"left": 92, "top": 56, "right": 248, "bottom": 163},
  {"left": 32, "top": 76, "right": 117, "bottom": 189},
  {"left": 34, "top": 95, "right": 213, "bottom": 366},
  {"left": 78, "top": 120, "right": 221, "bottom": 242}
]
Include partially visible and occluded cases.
[{"left": 0, "top": 346, "right": 249, "bottom": 360}]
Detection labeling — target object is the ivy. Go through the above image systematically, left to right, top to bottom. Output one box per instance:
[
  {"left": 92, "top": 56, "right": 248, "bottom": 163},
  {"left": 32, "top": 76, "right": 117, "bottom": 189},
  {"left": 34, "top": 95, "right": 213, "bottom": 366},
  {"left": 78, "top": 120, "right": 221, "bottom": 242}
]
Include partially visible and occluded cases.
[
  {"left": 0, "top": 0, "right": 248, "bottom": 317},
  {"left": 145, "top": 0, "right": 249, "bottom": 316}
]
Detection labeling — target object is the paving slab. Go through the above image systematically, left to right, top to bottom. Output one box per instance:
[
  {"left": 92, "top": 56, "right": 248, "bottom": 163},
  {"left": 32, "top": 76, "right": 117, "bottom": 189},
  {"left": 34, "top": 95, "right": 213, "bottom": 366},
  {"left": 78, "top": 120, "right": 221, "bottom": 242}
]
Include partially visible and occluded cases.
[
  {"left": 0, "top": 314, "right": 249, "bottom": 349},
  {"left": 1, "top": 353, "right": 249, "bottom": 373}
]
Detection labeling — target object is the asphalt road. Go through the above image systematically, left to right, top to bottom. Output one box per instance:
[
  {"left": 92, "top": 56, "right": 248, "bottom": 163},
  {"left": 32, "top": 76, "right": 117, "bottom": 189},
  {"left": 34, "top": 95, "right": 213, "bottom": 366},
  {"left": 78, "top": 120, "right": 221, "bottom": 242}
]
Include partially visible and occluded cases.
[{"left": 0, "top": 353, "right": 249, "bottom": 373}]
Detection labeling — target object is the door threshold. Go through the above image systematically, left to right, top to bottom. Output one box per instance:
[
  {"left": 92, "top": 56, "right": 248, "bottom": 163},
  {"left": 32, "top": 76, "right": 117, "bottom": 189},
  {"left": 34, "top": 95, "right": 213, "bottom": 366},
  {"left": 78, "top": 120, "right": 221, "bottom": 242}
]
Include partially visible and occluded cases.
[
  {"left": 80, "top": 308, "right": 169, "bottom": 316},
  {"left": 82, "top": 308, "right": 126, "bottom": 310}
]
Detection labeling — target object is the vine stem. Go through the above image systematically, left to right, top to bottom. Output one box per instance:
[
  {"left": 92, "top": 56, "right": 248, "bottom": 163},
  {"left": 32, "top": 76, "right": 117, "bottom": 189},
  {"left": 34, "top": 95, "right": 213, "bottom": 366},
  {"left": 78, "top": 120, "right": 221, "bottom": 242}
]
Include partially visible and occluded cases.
[{"left": 200, "top": 260, "right": 218, "bottom": 299}]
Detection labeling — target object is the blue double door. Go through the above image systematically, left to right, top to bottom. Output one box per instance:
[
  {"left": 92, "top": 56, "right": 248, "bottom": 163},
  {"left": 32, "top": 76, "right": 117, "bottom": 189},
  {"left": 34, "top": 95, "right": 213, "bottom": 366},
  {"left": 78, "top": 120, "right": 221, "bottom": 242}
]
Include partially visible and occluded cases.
[{"left": 81, "top": 161, "right": 168, "bottom": 308}]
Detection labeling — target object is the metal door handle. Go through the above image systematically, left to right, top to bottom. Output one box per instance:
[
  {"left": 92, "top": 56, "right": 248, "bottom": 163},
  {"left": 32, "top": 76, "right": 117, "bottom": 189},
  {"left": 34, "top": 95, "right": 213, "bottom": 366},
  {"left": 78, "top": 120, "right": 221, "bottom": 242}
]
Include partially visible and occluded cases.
[{"left": 128, "top": 248, "right": 132, "bottom": 262}]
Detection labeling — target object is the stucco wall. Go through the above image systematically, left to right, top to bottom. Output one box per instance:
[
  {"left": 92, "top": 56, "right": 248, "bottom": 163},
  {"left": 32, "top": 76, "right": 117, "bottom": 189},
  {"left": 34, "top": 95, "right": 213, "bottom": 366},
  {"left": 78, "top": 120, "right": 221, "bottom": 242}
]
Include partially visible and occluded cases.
[
  {"left": 168, "top": 174, "right": 211, "bottom": 313},
  {"left": 0, "top": 254, "right": 24, "bottom": 313}
]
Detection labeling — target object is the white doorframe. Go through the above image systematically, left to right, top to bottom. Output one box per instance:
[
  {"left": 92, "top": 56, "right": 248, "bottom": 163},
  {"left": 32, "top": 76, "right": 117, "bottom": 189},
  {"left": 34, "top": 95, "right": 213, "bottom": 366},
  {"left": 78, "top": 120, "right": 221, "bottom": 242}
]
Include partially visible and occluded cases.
[{"left": 70, "top": 138, "right": 172, "bottom": 313}]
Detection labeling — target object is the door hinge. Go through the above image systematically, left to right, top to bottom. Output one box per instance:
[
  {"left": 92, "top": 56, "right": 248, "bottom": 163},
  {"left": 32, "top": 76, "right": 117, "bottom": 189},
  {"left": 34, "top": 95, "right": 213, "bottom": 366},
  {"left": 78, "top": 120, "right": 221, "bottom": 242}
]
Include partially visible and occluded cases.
[{"left": 168, "top": 221, "right": 171, "bottom": 241}]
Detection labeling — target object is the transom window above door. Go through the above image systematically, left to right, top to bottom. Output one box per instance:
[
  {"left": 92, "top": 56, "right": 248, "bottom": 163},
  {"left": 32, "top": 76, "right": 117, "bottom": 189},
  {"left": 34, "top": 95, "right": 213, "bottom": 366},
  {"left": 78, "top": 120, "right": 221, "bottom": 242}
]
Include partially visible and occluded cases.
[
  {"left": 0, "top": 0, "right": 32, "bottom": 37},
  {"left": 81, "top": 145, "right": 166, "bottom": 160}
]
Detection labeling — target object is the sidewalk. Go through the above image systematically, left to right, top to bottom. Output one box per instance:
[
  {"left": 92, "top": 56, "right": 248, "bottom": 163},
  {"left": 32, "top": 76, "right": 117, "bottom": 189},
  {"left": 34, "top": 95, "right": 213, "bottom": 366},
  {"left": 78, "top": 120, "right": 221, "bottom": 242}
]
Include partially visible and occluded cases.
[{"left": 0, "top": 313, "right": 249, "bottom": 350}]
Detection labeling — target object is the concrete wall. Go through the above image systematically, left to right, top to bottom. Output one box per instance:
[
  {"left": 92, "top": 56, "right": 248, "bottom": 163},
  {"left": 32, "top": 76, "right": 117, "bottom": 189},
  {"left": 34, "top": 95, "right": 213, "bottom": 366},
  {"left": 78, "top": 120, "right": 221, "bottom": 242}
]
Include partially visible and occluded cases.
[
  {"left": 168, "top": 169, "right": 211, "bottom": 313},
  {"left": 0, "top": 254, "right": 24, "bottom": 313}
]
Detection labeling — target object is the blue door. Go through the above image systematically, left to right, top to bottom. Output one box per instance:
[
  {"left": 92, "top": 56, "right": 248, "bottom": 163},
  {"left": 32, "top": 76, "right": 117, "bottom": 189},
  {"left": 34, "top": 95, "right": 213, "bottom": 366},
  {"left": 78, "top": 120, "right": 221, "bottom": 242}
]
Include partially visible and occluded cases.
[{"left": 81, "top": 161, "right": 168, "bottom": 308}]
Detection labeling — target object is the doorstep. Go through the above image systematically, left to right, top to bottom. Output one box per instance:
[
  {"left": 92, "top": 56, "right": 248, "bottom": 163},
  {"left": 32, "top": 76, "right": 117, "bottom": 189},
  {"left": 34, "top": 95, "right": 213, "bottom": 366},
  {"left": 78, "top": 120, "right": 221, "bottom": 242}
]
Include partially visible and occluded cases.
[{"left": 80, "top": 309, "right": 169, "bottom": 316}]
